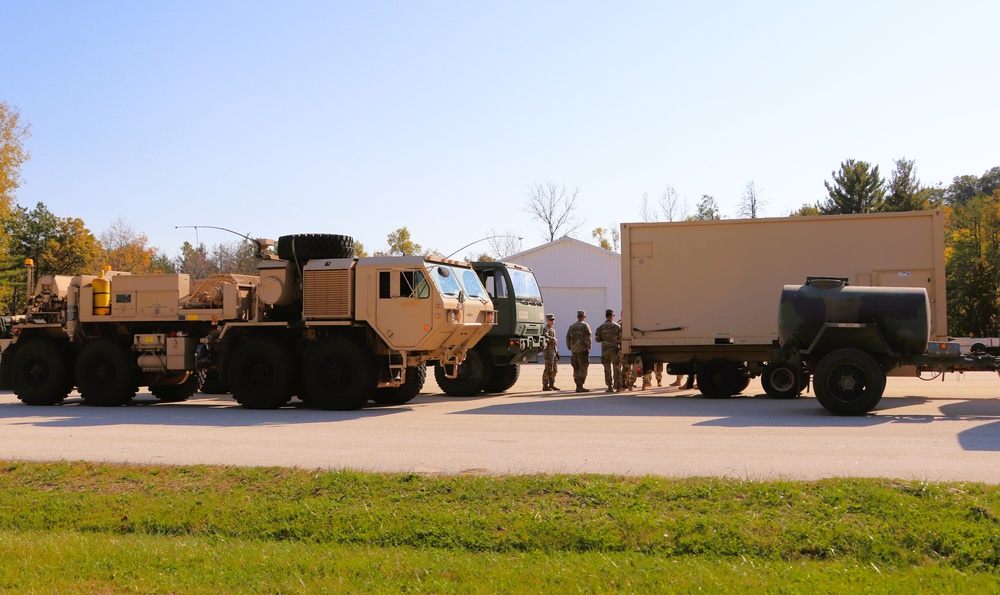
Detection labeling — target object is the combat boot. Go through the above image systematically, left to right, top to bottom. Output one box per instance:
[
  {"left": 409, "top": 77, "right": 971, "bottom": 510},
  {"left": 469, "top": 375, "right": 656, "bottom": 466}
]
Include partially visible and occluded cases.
[{"left": 575, "top": 383, "right": 590, "bottom": 393}]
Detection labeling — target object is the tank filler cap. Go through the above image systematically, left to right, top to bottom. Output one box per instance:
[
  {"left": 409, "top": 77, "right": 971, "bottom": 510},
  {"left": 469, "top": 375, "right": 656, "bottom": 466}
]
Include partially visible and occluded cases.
[{"left": 805, "top": 277, "right": 849, "bottom": 290}]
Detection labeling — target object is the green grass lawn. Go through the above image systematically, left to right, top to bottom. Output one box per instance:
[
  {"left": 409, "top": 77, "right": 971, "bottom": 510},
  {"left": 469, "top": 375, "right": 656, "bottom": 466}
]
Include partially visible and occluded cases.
[{"left": 0, "top": 462, "right": 998, "bottom": 593}]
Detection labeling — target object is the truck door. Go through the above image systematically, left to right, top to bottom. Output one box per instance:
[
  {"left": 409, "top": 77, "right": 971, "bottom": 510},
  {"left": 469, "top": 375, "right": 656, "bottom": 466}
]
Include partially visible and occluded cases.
[{"left": 375, "top": 269, "right": 433, "bottom": 348}]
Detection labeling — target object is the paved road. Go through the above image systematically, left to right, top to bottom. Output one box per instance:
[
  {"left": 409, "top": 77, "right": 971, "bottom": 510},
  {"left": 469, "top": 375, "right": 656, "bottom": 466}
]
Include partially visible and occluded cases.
[{"left": 2, "top": 364, "right": 999, "bottom": 482}]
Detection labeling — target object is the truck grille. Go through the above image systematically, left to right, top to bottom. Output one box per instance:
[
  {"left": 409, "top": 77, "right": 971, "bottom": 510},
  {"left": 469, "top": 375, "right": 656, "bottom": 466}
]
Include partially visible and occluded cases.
[{"left": 303, "top": 269, "right": 351, "bottom": 319}]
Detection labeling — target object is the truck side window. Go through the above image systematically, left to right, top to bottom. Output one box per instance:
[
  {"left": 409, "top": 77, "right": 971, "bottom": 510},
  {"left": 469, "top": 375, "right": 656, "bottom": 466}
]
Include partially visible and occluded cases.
[
  {"left": 379, "top": 271, "right": 391, "bottom": 299},
  {"left": 400, "top": 271, "right": 429, "bottom": 299},
  {"left": 484, "top": 271, "right": 508, "bottom": 299}
]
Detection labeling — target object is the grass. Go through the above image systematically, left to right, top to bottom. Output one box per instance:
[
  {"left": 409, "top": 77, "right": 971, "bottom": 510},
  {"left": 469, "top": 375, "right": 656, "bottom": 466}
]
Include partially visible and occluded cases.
[{"left": 0, "top": 461, "right": 998, "bottom": 592}]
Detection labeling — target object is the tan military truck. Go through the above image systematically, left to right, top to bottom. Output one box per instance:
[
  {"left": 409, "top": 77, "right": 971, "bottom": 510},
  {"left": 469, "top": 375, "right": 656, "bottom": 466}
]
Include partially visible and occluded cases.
[
  {"left": 620, "top": 210, "right": 948, "bottom": 399},
  {"left": 0, "top": 233, "right": 496, "bottom": 410}
]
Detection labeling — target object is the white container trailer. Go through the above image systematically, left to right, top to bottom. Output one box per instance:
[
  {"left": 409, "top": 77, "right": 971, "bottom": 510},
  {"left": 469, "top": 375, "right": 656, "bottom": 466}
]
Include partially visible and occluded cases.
[{"left": 620, "top": 210, "right": 948, "bottom": 398}]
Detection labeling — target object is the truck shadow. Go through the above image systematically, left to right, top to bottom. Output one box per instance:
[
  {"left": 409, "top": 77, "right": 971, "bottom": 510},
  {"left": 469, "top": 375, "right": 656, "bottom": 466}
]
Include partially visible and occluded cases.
[{"left": 0, "top": 393, "right": 409, "bottom": 428}]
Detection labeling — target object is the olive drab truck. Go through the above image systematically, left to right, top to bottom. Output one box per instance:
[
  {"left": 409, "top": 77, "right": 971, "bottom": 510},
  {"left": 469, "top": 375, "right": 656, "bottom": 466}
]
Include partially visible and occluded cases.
[
  {"left": 620, "top": 210, "right": 951, "bottom": 404},
  {"left": 0, "top": 233, "right": 496, "bottom": 411},
  {"left": 433, "top": 261, "right": 547, "bottom": 396}
]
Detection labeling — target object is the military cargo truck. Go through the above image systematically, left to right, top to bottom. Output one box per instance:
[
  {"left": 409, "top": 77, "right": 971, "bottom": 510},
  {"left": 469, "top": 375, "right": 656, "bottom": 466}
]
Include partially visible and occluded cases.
[
  {"left": 620, "top": 210, "right": 948, "bottom": 399},
  {"left": 0, "top": 233, "right": 496, "bottom": 410},
  {"left": 433, "top": 261, "right": 546, "bottom": 396}
]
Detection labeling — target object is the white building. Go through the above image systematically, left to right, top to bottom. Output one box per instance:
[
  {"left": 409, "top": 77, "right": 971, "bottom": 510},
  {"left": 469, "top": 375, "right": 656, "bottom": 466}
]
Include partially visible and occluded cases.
[{"left": 506, "top": 236, "right": 621, "bottom": 357}]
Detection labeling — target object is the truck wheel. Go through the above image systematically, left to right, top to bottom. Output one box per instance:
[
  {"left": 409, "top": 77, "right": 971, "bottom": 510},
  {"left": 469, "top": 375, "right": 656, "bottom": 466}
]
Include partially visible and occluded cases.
[
  {"left": 277, "top": 234, "right": 354, "bottom": 261},
  {"left": 229, "top": 338, "right": 295, "bottom": 409},
  {"left": 301, "top": 338, "right": 376, "bottom": 410},
  {"left": 10, "top": 339, "right": 72, "bottom": 406},
  {"left": 75, "top": 339, "right": 138, "bottom": 407},
  {"left": 813, "top": 348, "right": 885, "bottom": 416},
  {"left": 434, "top": 350, "right": 491, "bottom": 397},
  {"left": 696, "top": 359, "right": 742, "bottom": 398},
  {"left": 761, "top": 361, "right": 802, "bottom": 399},
  {"left": 372, "top": 364, "right": 427, "bottom": 405},
  {"left": 483, "top": 364, "right": 520, "bottom": 393},
  {"left": 199, "top": 370, "right": 230, "bottom": 394},
  {"left": 151, "top": 371, "right": 205, "bottom": 403}
]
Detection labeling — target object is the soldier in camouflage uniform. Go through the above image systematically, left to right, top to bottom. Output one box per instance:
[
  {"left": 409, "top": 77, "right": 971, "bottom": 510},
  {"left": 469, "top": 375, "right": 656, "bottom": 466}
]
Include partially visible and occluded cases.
[
  {"left": 594, "top": 309, "right": 623, "bottom": 392},
  {"left": 565, "top": 310, "right": 593, "bottom": 393},
  {"left": 542, "top": 313, "right": 560, "bottom": 391}
]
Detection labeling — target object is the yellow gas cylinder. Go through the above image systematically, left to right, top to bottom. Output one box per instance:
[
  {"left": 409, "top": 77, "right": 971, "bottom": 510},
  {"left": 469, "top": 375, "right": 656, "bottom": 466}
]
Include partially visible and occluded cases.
[{"left": 93, "top": 269, "right": 111, "bottom": 315}]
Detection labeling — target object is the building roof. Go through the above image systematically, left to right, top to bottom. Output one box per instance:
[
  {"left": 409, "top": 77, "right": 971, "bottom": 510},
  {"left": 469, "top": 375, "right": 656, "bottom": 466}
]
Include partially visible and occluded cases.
[{"left": 505, "top": 235, "right": 620, "bottom": 262}]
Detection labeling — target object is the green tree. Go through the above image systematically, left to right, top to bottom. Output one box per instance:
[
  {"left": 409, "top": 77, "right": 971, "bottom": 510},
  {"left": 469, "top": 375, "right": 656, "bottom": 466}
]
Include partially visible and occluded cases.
[
  {"left": 884, "top": 158, "right": 929, "bottom": 212},
  {"left": 821, "top": 159, "right": 886, "bottom": 214},
  {"left": 945, "top": 189, "right": 1000, "bottom": 336},
  {"left": 689, "top": 195, "right": 721, "bottom": 221},
  {"left": 6, "top": 203, "right": 101, "bottom": 276},
  {"left": 790, "top": 203, "right": 821, "bottom": 217},
  {"left": 380, "top": 227, "right": 422, "bottom": 256},
  {"left": 211, "top": 240, "right": 257, "bottom": 275},
  {"left": 177, "top": 241, "right": 214, "bottom": 278},
  {"left": 353, "top": 241, "right": 368, "bottom": 258}
]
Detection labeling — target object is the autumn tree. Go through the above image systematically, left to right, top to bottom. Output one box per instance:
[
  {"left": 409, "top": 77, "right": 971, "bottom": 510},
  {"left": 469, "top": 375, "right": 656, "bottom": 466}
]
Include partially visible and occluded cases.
[
  {"left": 0, "top": 101, "right": 30, "bottom": 216},
  {"left": 821, "top": 159, "right": 886, "bottom": 214},
  {"left": 525, "top": 181, "right": 584, "bottom": 241},
  {"left": 945, "top": 188, "right": 1000, "bottom": 336},
  {"left": 689, "top": 195, "right": 721, "bottom": 221},
  {"left": 100, "top": 217, "right": 170, "bottom": 274},
  {"left": 591, "top": 225, "right": 620, "bottom": 251},
  {"left": 374, "top": 227, "right": 432, "bottom": 257},
  {"left": 212, "top": 240, "right": 257, "bottom": 275},
  {"left": 177, "top": 241, "right": 214, "bottom": 278},
  {"left": 353, "top": 241, "right": 368, "bottom": 257}
]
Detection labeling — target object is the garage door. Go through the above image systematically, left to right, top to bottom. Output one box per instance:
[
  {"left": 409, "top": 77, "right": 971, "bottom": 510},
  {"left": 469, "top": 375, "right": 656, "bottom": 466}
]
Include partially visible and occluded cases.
[{"left": 541, "top": 287, "right": 607, "bottom": 357}]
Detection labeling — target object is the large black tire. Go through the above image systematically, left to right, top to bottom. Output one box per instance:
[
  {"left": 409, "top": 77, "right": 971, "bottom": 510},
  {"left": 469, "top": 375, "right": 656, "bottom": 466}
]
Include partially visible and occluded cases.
[
  {"left": 277, "top": 234, "right": 354, "bottom": 261},
  {"left": 228, "top": 338, "right": 295, "bottom": 409},
  {"left": 301, "top": 338, "right": 377, "bottom": 410},
  {"left": 10, "top": 339, "right": 72, "bottom": 406},
  {"left": 75, "top": 339, "right": 138, "bottom": 407},
  {"left": 814, "top": 348, "right": 886, "bottom": 416},
  {"left": 434, "top": 350, "right": 491, "bottom": 397},
  {"left": 696, "top": 359, "right": 743, "bottom": 399},
  {"left": 762, "top": 361, "right": 803, "bottom": 399},
  {"left": 372, "top": 364, "right": 427, "bottom": 405},
  {"left": 483, "top": 364, "right": 520, "bottom": 393},
  {"left": 199, "top": 369, "right": 230, "bottom": 394},
  {"left": 151, "top": 371, "right": 205, "bottom": 403}
]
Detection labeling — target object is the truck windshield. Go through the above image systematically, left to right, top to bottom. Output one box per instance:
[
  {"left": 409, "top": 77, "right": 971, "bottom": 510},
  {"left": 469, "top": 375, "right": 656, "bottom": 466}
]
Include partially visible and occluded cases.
[
  {"left": 428, "top": 265, "right": 462, "bottom": 296},
  {"left": 460, "top": 269, "right": 488, "bottom": 299},
  {"left": 509, "top": 269, "right": 543, "bottom": 305}
]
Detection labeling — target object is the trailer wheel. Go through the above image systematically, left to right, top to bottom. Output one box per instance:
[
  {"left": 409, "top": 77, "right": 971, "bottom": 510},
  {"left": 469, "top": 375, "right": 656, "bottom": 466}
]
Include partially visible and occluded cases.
[
  {"left": 277, "top": 233, "right": 354, "bottom": 261},
  {"left": 229, "top": 338, "right": 295, "bottom": 409},
  {"left": 301, "top": 338, "right": 376, "bottom": 410},
  {"left": 10, "top": 339, "right": 72, "bottom": 406},
  {"left": 75, "top": 339, "right": 138, "bottom": 407},
  {"left": 813, "top": 348, "right": 885, "bottom": 416},
  {"left": 434, "top": 350, "right": 491, "bottom": 397},
  {"left": 696, "top": 359, "right": 743, "bottom": 398},
  {"left": 762, "top": 361, "right": 803, "bottom": 399},
  {"left": 372, "top": 364, "right": 427, "bottom": 405},
  {"left": 483, "top": 364, "right": 520, "bottom": 393},
  {"left": 151, "top": 371, "right": 205, "bottom": 403}
]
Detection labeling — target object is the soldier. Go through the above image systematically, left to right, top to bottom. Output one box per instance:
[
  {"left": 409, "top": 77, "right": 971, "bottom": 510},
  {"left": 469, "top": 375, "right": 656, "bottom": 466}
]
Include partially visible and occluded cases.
[
  {"left": 594, "top": 308, "right": 623, "bottom": 393},
  {"left": 565, "top": 310, "right": 593, "bottom": 393},
  {"left": 541, "top": 313, "right": 560, "bottom": 391}
]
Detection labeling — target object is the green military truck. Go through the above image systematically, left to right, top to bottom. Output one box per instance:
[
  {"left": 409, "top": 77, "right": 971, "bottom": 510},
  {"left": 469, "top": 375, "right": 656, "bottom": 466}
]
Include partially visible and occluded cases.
[{"left": 434, "top": 261, "right": 547, "bottom": 396}]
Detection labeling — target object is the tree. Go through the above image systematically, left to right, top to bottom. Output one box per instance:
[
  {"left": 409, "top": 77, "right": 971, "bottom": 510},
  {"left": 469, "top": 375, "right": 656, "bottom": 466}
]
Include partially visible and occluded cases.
[
  {"left": 0, "top": 101, "right": 31, "bottom": 216},
  {"left": 883, "top": 158, "right": 928, "bottom": 212},
  {"left": 821, "top": 159, "right": 886, "bottom": 214},
  {"left": 945, "top": 174, "right": 982, "bottom": 206},
  {"left": 737, "top": 180, "right": 766, "bottom": 219},
  {"left": 525, "top": 181, "right": 584, "bottom": 241},
  {"left": 639, "top": 186, "right": 685, "bottom": 222},
  {"left": 945, "top": 189, "right": 1000, "bottom": 336},
  {"left": 689, "top": 195, "right": 721, "bottom": 221},
  {"left": 6, "top": 202, "right": 101, "bottom": 277},
  {"left": 790, "top": 203, "right": 821, "bottom": 217},
  {"left": 100, "top": 217, "right": 170, "bottom": 274},
  {"left": 591, "top": 225, "right": 620, "bottom": 252},
  {"left": 379, "top": 227, "right": 422, "bottom": 256},
  {"left": 486, "top": 229, "right": 523, "bottom": 259},
  {"left": 211, "top": 240, "right": 256, "bottom": 275},
  {"left": 177, "top": 241, "right": 214, "bottom": 278},
  {"left": 353, "top": 241, "right": 368, "bottom": 257}
]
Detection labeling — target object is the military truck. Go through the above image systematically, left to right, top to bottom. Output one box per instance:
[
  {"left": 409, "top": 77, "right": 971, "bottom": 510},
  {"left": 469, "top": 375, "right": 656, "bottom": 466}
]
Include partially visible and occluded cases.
[
  {"left": 620, "top": 210, "right": 948, "bottom": 399},
  {"left": 0, "top": 233, "right": 496, "bottom": 410},
  {"left": 433, "top": 261, "right": 546, "bottom": 396},
  {"left": 775, "top": 277, "right": 1000, "bottom": 416}
]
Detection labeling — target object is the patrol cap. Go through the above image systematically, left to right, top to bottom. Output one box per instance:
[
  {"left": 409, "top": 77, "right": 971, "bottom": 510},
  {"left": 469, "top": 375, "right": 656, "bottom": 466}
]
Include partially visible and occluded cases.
[
  {"left": 605, "top": 308, "right": 614, "bottom": 316},
  {"left": 577, "top": 310, "right": 586, "bottom": 317},
  {"left": 545, "top": 313, "right": 555, "bottom": 321}
]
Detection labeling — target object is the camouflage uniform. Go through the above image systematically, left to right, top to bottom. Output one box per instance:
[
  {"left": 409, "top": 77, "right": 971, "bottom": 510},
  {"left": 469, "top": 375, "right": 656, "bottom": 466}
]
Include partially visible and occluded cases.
[
  {"left": 594, "top": 310, "right": 622, "bottom": 392},
  {"left": 565, "top": 311, "right": 592, "bottom": 392},
  {"left": 542, "top": 314, "right": 560, "bottom": 390}
]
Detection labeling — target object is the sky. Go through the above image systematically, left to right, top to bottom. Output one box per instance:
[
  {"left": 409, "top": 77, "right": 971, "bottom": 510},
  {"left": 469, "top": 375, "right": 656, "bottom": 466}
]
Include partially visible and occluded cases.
[{"left": 2, "top": 1, "right": 999, "bottom": 261}]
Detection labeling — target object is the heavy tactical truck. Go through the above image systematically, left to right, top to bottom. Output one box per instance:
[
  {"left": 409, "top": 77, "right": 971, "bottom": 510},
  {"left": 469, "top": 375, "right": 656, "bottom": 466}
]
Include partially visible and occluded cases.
[
  {"left": 620, "top": 210, "right": 948, "bottom": 399},
  {"left": 0, "top": 233, "right": 496, "bottom": 410},
  {"left": 433, "top": 261, "right": 547, "bottom": 396}
]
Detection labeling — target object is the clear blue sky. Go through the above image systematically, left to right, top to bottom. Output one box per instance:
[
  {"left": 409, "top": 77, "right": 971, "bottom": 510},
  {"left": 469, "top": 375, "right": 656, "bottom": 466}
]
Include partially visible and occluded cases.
[{"left": 3, "top": 1, "right": 998, "bottom": 260}]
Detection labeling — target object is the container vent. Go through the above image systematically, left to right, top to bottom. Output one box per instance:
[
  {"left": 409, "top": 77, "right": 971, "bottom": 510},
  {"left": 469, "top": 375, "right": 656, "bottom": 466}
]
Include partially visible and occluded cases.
[{"left": 303, "top": 269, "right": 351, "bottom": 319}]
